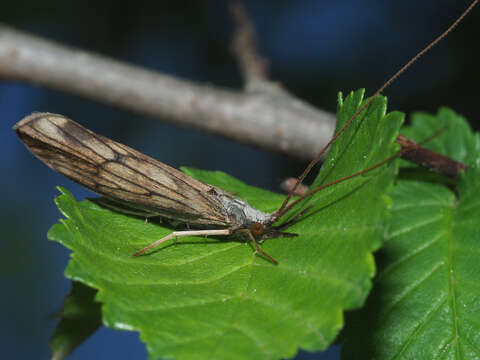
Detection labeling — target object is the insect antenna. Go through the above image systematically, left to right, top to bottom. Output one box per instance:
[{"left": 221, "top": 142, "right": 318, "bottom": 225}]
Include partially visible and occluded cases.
[
  {"left": 275, "top": 0, "right": 478, "bottom": 219},
  {"left": 274, "top": 122, "right": 466, "bottom": 222},
  {"left": 273, "top": 151, "right": 401, "bottom": 222}
]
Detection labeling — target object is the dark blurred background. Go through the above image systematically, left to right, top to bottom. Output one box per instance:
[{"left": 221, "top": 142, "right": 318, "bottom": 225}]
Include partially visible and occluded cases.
[{"left": 1, "top": 1, "right": 478, "bottom": 359}]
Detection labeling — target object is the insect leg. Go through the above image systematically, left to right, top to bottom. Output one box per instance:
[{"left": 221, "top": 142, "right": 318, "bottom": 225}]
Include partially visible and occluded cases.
[
  {"left": 133, "top": 229, "right": 232, "bottom": 257},
  {"left": 246, "top": 231, "right": 278, "bottom": 265}
]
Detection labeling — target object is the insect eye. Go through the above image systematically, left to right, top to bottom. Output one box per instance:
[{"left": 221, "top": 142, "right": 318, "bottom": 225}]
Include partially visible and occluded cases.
[{"left": 251, "top": 223, "right": 264, "bottom": 237}]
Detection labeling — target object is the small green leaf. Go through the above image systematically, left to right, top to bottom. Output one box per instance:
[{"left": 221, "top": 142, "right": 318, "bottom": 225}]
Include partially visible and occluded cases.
[
  {"left": 48, "top": 89, "right": 403, "bottom": 359},
  {"left": 342, "top": 108, "right": 480, "bottom": 359},
  {"left": 50, "top": 281, "right": 102, "bottom": 360}
]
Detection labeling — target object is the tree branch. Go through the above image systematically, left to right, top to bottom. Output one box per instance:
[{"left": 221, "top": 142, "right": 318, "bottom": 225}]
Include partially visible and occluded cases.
[
  {"left": 230, "top": 1, "right": 270, "bottom": 88},
  {"left": 0, "top": 22, "right": 467, "bottom": 178},
  {"left": 0, "top": 24, "right": 335, "bottom": 161}
]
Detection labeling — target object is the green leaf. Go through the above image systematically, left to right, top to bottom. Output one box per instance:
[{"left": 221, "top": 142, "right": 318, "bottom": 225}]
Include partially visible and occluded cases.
[
  {"left": 47, "top": 89, "right": 403, "bottom": 359},
  {"left": 342, "top": 108, "right": 480, "bottom": 359},
  {"left": 50, "top": 281, "right": 102, "bottom": 360}
]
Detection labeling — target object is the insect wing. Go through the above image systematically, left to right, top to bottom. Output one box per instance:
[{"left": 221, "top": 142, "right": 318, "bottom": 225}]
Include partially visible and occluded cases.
[{"left": 14, "top": 113, "right": 230, "bottom": 226}]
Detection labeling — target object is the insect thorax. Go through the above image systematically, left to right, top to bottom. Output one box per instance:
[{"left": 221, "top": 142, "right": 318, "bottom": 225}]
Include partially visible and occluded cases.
[{"left": 217, "top": 193, "right": 274, "bottom": 230}]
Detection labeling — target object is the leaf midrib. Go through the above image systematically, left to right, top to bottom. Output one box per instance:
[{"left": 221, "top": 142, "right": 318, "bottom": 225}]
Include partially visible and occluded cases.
[{"left": 448, "top": 201, "right": 460, "bottom": 359}]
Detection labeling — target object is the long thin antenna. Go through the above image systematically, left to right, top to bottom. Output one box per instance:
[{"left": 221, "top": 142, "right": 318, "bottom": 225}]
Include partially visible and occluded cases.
[
  {"left": 277, "top": 0, "right": 478, "bottom": 215},
  {"left": 274, "top": 151, "right": 401, "bottom": 221}
]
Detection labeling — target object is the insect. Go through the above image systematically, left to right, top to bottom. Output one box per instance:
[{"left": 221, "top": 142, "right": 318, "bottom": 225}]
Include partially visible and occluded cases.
[
  {"left": 13, "top": 1, "right": 477, "bottom": 265},
  {"left": 14, "top": 112, "right": 305, "bottom": 264}
]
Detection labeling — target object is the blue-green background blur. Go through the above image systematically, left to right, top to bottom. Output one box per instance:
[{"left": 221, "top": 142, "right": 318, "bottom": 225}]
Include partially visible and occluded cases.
[{"left": 2, "top": 1, "right": 478, "bottom": 359}]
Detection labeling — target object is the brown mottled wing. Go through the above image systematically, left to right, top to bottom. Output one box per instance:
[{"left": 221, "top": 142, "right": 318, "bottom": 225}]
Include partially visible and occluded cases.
[{"left": 14, "top": 112, "right": 230, "bottom": 226}]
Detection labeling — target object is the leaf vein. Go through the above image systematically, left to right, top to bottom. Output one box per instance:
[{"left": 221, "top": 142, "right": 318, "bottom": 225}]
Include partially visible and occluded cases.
[
  {"left": 392, "top": 201, "right": 445, "bottom": 211},
  {"left": 388, "top": 214, "right": 444, "bottom": 238},
  {"left": 379, "top": 232, "right": 443, "bottom": 279},
  {"left": 382, "top": 261, "right": 444, "bottom": 317},
  {"left": 393, "top": 295, "right": 447, "bottom": 359},
  {"left": 247, "top": 296, "right": 327, "bottom": 345},
  {"left": 231, "top": 324, "right": 271, "bottom": 359},
  {"left": 460, "top": 326, "right": 480, "bottom": 356}
]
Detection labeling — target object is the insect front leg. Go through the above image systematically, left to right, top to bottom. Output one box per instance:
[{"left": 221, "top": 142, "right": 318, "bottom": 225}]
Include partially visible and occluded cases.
[{"left": 238, "top": 230, "right": 278, "bottom": 265}]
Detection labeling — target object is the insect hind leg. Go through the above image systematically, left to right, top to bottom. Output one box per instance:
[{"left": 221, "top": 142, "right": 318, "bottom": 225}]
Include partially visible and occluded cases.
[{"left": 133, "top": 229, "right": 232, "bottom": 257}]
